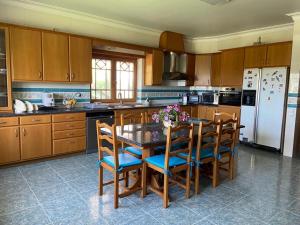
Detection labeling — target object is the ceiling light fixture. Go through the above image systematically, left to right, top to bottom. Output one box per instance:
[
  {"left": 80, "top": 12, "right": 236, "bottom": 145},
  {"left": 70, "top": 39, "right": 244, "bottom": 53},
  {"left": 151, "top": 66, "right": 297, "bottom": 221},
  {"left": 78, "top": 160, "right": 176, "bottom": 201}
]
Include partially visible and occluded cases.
[{"left": 200, "top": 0, "right": 232, "bottom": 5}]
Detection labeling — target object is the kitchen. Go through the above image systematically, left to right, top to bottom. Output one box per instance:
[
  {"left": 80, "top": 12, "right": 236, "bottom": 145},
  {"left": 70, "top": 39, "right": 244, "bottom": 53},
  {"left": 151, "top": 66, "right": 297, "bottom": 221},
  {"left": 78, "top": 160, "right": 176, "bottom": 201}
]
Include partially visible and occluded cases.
[{"left": 0, "top": 0, "right": 300, "bottom": 225}]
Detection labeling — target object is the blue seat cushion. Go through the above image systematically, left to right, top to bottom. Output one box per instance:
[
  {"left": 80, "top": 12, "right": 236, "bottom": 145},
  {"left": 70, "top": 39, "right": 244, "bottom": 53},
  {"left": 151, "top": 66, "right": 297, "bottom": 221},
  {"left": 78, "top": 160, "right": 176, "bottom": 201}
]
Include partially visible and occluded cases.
[
  {"left": 219, "top": 145, "right": 231, "bottom": 153},
  {"left": 124, "top": 146, "right": 142, "bottom": 156},
  {"left": 179, "top": 147, "right": 214, "bottom": 160},
  {"left": 102, "top": 153, "right": 142, "bottom": 169},
  {"left": 144, "top": 154, "right": 187, "bottom": 169}
]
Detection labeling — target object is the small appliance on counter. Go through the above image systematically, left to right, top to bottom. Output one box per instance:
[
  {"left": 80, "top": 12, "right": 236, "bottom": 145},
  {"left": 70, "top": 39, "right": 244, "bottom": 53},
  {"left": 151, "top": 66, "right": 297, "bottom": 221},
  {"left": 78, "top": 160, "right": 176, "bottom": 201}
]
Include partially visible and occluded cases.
[
  {"left": 218, "top": 88, "right": 242, "bottom": 106},
  {"left": 201, "top": 91, "right": 219, "bottom": 105},
  {"left": 42, "top": 92, "right": 55, "bottom": 107},
  {"left": 187, "top": 92, "right": 200, "bottom": 104}
]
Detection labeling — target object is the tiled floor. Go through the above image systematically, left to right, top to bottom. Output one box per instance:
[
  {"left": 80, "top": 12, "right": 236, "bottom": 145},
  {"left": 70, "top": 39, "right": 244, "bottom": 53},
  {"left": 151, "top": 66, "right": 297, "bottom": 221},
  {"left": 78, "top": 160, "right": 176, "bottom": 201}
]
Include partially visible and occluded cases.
[{"left": 0, "top": 145, "right": 300, "bottom": 225}]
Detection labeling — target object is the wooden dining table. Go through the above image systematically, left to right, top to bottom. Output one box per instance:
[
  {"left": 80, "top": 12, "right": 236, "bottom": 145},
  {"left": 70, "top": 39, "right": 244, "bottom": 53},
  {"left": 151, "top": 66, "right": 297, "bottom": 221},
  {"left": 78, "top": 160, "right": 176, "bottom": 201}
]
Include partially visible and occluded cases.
[{"left": 101, "top": 118, "right": 244, "bottom": 192}]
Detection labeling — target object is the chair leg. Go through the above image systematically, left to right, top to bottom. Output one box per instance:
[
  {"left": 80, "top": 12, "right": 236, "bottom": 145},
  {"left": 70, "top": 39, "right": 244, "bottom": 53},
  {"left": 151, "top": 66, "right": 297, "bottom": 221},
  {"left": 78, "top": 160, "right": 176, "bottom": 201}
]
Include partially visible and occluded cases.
[
  {"left": 229, "top": 156, "right": 234, "bottom": 180},
  {"left": 212, "top": 159, "right": 219, "bottom": 188},
  {"left": 141, "top": 163, "right": 147, "bottom": 198},
  {"left": 99, "top": 166, "right": 103, "bottom": 196},
  {"left": 186, "top": 166, "right": 191, "bottom": 199},
  {"left": 195, "top": 166, "right": 200, "bottom": 195},
  {"left": 123, "top": 171, "right": 129, "bottom": 187},
  {"left": 114, "top": 172, "right": 119, "bottom": 209},
  {"left": 163, "top": 174, "right": 169, "bottom": 208}
]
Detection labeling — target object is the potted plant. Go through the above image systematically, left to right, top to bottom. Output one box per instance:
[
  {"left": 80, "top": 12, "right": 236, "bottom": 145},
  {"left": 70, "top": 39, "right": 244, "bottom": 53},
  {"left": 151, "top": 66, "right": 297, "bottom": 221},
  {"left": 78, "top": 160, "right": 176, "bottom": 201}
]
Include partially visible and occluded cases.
[{"left": 152, "top": 104, "right": 190, "bottom": 128}]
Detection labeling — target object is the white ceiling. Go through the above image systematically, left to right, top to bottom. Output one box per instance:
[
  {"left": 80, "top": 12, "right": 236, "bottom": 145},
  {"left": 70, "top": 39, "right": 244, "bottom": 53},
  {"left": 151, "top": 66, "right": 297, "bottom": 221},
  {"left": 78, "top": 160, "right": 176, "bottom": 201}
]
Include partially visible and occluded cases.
[{"left": 24, "top": 0, "right": 300, "bottom": 38}]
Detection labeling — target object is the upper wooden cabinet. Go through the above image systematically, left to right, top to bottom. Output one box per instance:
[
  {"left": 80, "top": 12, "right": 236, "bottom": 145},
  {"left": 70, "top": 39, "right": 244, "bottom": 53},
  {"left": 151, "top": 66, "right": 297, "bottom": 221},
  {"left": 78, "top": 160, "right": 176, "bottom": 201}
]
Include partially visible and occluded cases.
[
  {"left": 10, "top": 27, "right": 42, "bottom": 81},
  {"left": 159, "top": 31, "right": 184, "bottom": 53},
  {"left": 42, "top": 32, "right": 69, "bottom": 82},
  {"left": 69, "top": 36, "right": 92, "bottom": 83},
  {"left": 245, "top": 42, "right": 292, "bottom": 68},
  {"left": 265, "top": 42, "right": 292, "bottom": 67},
  {"left": 244, "top": 45, "right": 267, "bottom": 68},
  {"left": 220, "top": 48, "right": 245, "bottom": 87},
  {"left": 144, "top": 49, "right": 164, "bottom": 86},
  {"left": 211, "top": 53, "right": 221, "bottom": 87},
  {"left": 186, "top": 54, "right": 195, "bottom": 86},
  {"left": 194, "top": 54, "right": 212, "bottom": 86}
]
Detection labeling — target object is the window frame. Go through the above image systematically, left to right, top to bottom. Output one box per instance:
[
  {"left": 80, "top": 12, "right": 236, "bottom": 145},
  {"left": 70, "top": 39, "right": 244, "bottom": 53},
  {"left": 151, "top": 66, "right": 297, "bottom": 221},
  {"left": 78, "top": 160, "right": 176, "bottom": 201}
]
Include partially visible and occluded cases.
[{"left": 91, "top": 52, "right": 138, "bottom": 103}]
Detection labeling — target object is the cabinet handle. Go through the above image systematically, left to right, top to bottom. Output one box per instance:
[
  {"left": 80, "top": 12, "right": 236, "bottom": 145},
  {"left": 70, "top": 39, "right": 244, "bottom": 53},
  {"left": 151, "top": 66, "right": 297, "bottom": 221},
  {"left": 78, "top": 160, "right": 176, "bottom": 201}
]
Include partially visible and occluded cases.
[
  {"left": 39, "top": 72, "right": 42, "bottom": 79},
  {"left": 67, "top": 73, "right": 70, "bottom": 80},
  {"left": 71, "top": 73, "right": 75, "bottom": 80},
  {"left": 66, "top": 116, "right": 74, "bottom": 119},
  {"left": 32, "top": 119, "right": 41, "bottom": 122},
  {"left": 0, "top": 121, "right": 7, "bottom": 125},
  {"left": 67, "top": 125, "right": 74, "bottom": 128},
  {"left": 23, "top": 128, "right": 26, "bottom": 136},
  {"left": 15, "top": 129, "right": 19, "bottom": 137},
  {"left": 68, "top": 133, "right": 74, "bottom": 136}
]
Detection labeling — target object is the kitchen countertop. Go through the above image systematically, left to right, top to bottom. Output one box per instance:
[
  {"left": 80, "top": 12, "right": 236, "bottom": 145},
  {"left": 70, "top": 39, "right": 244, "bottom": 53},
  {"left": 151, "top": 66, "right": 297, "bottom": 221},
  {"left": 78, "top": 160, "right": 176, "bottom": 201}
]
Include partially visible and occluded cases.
[{"left": 0, "top": 103, "right": 222, "bottom": 117}]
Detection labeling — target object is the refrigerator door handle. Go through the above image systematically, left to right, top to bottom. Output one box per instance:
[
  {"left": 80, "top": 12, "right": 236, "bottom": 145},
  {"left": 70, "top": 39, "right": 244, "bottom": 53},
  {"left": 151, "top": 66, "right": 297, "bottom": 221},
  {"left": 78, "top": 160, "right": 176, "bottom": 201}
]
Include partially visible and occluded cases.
[{"left": 254, "top": 68, "right": 262, "bottom": 144}]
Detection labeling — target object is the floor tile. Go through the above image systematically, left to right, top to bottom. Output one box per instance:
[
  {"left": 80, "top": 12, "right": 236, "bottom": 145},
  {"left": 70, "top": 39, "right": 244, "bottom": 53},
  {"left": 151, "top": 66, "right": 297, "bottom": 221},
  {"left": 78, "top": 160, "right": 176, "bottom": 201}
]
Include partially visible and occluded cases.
[
  {"left": 288, "top": 199, "right": 300, "bottom": 216},
  {"left": 0, "top": 206, "right": 50, "bottom": 225},
  {"left": 269, "top": 210, "right": 300, "bottom": 225}
]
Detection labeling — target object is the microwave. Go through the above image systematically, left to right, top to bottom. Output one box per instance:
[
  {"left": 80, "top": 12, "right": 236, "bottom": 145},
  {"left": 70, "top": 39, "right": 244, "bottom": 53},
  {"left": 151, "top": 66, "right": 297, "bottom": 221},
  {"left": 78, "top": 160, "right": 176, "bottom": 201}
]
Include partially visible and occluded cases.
[
  {"left": 218, "top": 88, "right": 242, "bottom": 106},
  {"left": 202, "top": 92, "right": 219, "bottom": 104},
  {"left": 187, "top": 94, "right": 200, "bottom": 104}
]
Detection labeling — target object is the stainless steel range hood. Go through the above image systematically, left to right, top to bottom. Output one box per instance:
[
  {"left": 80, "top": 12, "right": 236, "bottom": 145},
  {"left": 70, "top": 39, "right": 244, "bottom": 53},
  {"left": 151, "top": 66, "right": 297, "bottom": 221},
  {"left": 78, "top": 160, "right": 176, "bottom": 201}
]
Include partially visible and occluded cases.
[{"left": 162, "top": 52, "right": 188, "bottom": 80}]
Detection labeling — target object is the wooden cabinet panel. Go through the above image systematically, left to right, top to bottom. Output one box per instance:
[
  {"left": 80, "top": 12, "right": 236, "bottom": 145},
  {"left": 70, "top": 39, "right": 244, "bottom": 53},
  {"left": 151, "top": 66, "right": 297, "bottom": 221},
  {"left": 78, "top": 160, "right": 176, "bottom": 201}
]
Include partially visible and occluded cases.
[
  {"left": 10, "top": 27, "right": 42, "bottom": 81},
  {"left": 42, "top": 32, "right": 69, "bottom": 82},
  {"left": 69, "top": 36, "right": 92, "bottom": 83},
  {"left": 266, "top": 42, "right": 292, "bottom": 67},
  {"left": 244, "top": 45, "right": 267, "bottom": 68},
  {"left": 220, "top": 48, "right": 244, "bottom": 87},
  {"left": 144, "top": 49, "right": 164, "bottom": 86},
  {"left": 211, "top": 53, "right": 221, "bottom": 87},
  {"left": 186, "top": 54, "right": 195, "bottom": 86},
  {"left": 194, "top": 55, "right": 211, "bottom": 86},
  {"left": 217, "top": 105, "right": 241, "bottom": 121},
  {"left": 181, "top": 106, "right": 191, "bottom": 115},
  {"left": 191, "top": 106, "right": 198, "bottom": 118},
  {"left": 198, "top": 106, "right": 207, "bottom": 119},
  {"left": 206, "top": 106, "right": 217, "bottom": 121},
  {"left": 52, "top": 113, "right": 85, "bottom": 123},
  {"left": 20, "top": 115, "right": 51, "bottom": 125},
  {"left": 0, "top": 117, "right": 19, "bottom": 127},
  {"left": 52, "top": 121, "right": 86, "bottom": 131},
  {"left": 20, "top": 124, "right": 52, "bottom": 160},
  {"left": 0, "top": 127, "right": 20, "bottom": 164},
  {"left": 53, "top": 128, "right": 85, "bottom": 140},
  {"left": 53, "top": 136, "right": 86, "bottom": 155}
]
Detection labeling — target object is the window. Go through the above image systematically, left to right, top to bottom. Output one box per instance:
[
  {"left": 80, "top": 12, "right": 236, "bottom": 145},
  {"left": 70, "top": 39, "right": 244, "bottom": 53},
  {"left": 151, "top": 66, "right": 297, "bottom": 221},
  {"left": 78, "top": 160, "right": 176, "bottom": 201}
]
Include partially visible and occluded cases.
[{"left": 91, "top": 55, "right": 137, "bottom": 102}]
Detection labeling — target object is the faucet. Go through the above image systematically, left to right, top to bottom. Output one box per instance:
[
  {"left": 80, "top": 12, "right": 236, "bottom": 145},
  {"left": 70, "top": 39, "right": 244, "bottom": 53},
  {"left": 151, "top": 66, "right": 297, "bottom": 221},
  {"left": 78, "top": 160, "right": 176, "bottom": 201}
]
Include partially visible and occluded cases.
[{"left": 118, "top": 92, "right": 123, "bottom": 104}]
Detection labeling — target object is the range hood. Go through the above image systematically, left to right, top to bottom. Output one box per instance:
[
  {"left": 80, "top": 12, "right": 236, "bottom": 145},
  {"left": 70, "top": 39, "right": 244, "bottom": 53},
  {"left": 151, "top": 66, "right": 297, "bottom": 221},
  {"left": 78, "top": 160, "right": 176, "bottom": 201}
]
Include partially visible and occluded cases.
[
  {"left": 159, "top": 31, "right": 188, "bottom": 81},
  {"left": 162, "top": 52, "right": 188, "bottom": 80}
]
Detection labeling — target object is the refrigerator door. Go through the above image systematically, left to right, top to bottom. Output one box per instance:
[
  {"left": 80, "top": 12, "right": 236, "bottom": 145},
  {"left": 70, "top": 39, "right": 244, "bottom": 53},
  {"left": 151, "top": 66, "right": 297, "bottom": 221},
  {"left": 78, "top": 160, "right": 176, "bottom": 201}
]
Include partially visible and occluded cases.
[
  {"left": 256, "top": 67, "right": 288, "bottom": 149},
  {"left": 243, "top": 68, "right": 260, "bottom": 90},
  {"left": 239, "top": 105, "right": 256, "bottom": 143}
]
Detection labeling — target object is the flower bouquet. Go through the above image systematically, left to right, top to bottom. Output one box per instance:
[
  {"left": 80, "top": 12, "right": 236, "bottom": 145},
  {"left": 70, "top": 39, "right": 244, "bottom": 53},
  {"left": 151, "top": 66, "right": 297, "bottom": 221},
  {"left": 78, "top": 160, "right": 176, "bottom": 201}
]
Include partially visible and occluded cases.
[{"left": 152, "top": 104, "right": 190, "bottom": 128}]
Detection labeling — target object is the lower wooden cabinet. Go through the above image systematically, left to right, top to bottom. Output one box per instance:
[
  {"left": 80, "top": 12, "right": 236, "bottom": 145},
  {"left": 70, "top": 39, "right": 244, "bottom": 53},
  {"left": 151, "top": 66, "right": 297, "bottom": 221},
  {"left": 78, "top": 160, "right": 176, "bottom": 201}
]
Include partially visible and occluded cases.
[
  {"left": 20, "top": 124, "right": 52, "bottom": 160},
  {"left": 0, "top": 126, "right": 20, "bottom": 164},
  {"left": 53, "top": 136, "right": 86, "bottom": 155}
]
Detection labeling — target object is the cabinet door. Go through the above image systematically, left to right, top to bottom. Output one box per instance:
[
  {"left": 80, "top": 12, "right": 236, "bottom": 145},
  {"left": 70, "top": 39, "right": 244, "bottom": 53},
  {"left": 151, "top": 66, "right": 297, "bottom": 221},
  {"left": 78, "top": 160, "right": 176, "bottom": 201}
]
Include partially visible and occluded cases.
[
  {"left": 0, "top": 26, "right": 12, "bottom": 111},
  {"left": 10, "top": 27, "right": 42, "bottom": 81},
  {"left": 42, "top": 32, "right": 69, "bottom": 82},
  {"left": 69, "top": 36, "right": 92, "bottom": 83},
  {"left": 266, "top": 42, "right": 292, "bottom": 67},
  {"left": 244, "top": 45, "right": 267, "bottom": 68},
  {"left": 220, "top": 48, "right": 244, "bottom": 87},
  {"left": 144, "top": 49, "right": 163, "bottom": 86},
  {"left": 211, "top": 53, "right": 221, "bottom": 87},
  {"left": 186, "top": 54, "right": 195, "bottom": 86},
  {"left": 194, "top": 55, "right": 211, "bottom": 86},
  {"left": 181, "top": 106, "right": 191, "bottom": 115},
  {"left": 191, "top": 106, "right": 198, "bottom": 118},
  {"left": 198, "top": 106, "right": 207, "bottom": 119},
  {"left": 206, "top": 106, "right": 217, "bottom": 121},
  {"left": 20, "top": 124, "right": 51, "bottom": 160},
  {"left": 0, "top": 127, "right": 20, "bottom": 164}
]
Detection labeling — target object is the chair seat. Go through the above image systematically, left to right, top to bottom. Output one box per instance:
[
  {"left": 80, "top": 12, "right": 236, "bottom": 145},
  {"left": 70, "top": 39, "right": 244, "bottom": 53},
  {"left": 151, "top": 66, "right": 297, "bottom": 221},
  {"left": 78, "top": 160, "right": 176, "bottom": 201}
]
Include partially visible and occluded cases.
[
  {"left": 219, "top": 145, "right": 231, "bottom": 154},
  {"left": 124, "top": 146, "right": 142, "bottom": 156},
  {"left": 179, "top": 147, "right": 214, "bottom": 161},
  {"left": 102, "top": 153, "right": 142, "bottom": 170},
  {"left": 144, "top": 154, "right": 187, "bottom": 170}
]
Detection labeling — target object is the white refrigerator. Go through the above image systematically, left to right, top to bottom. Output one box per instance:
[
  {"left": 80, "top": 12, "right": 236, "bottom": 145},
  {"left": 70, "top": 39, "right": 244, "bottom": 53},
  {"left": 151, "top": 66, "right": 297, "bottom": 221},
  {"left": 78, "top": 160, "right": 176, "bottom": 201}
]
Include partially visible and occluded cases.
[{"left": 239, "top": 67, "right": 288, "bottom": 151}]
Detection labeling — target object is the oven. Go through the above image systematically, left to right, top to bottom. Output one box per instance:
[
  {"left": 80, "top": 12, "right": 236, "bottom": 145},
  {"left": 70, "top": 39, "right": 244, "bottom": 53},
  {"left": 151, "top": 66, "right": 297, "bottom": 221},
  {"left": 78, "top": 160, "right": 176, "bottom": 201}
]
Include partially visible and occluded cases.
[{"left": 218, "top": 88, "right": 242, "bottom": 106}]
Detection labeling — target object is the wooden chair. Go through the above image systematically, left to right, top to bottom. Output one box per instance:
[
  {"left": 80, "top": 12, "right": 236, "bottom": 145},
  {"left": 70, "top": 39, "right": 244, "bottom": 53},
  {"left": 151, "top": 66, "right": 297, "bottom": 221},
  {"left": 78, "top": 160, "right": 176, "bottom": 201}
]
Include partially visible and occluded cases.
[
  {"left": 213, "top": 111, "right": 237, "bottom": 122},
  {"left": 120, "top": 112, "right": 147, "bottom": 158},
  {"left": 217, "top": 117, "right": 238, "bottom": 180},
  {"left": 194, "top": 120, "right": 222, "bottom": 193},
  {"left": 96, "top": 121, "right": 143, "bottom": 209},
  {"left": 141, "top": 124, "right": 194, "bottom": 208}
]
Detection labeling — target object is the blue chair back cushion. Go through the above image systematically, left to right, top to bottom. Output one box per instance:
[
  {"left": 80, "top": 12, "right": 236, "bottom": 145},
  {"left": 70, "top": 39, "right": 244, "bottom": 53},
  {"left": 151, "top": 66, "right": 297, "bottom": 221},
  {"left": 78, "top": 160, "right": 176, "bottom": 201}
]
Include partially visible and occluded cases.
[{"left": 124, "top": 146, "right": 142, "bottom": 156}]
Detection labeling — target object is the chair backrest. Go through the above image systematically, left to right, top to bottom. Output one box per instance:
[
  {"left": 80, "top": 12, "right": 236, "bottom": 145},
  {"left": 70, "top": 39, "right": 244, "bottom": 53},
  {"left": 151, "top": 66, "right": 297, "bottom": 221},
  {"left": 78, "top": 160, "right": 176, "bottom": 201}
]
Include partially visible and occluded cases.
[
  {"left": 213, "top": 110, "right": 237, "bottom": 123},
  {"left": 120, "top": 112, "right": 147, "bottom": 126},
  {"left": 219, "top": 116, "right": 238, "bottom": 151},
  {"left": 96, "top": 120, "right": 120, "bottom": 170},
  {"left": 195, "top": 121, "right": 222, "bottom": 161},
  {"left": 164, "top": 124, "right": 195, "bottom": 170}
]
